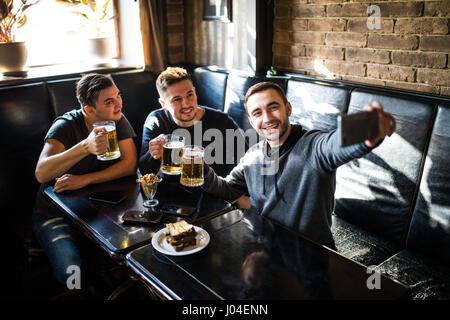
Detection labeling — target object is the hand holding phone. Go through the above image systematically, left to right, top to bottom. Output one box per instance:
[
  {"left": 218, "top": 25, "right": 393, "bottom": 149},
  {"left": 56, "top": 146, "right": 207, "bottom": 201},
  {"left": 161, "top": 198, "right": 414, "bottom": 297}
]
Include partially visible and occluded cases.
[
  {"left": 340, "top": 101, "right": 396, "bottom": 147},
  {"left": 362, "top": 101, "right": 396, "bottom": 148},
  {"left": 340, "top": 111, "right": 378, "bottom": 147}
]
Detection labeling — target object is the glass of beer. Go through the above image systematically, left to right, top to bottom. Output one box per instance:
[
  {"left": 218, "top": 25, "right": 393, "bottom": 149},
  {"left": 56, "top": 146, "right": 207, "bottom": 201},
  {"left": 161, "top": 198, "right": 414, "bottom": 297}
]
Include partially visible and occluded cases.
[
  {"left": 93, "top": 120, "right": 121, "bottom": 161},
  {"left": 160, "top": 134, "right": 185, "bottom": 175},
  {"left": 180, "top": 145, "right": 204, "bottom": 187}
]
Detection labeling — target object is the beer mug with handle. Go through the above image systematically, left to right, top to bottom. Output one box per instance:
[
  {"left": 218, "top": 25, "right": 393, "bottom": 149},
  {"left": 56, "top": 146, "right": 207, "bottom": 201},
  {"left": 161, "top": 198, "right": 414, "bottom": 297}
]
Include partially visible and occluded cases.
[
  {"left": 93, "top": 120, "right": 121, "bottom": 161},
  {"left": 161, "top": 134, "right": 185, "bottom": 175},
  {"left": 180, "top": 145, "right": 204, "bottom": 187}
]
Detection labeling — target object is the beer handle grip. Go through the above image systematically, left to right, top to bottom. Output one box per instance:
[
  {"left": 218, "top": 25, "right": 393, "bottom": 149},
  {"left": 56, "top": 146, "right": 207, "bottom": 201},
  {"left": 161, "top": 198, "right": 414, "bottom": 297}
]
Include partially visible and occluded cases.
[
  {"left": 95, "top": 128, "right": 106, "bottom": 137},
  {"left": 95, "top": 129, "right": 110, "bottom": 153}
]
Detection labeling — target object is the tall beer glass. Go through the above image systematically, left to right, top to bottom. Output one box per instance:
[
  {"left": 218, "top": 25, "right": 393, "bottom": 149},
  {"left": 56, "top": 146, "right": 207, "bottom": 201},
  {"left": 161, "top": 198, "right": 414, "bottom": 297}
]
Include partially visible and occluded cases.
[
  {"left": 93, "top": 120, "right": 121, "bottom": 161},
  {"left": 160, "top": 134, "right": 185, "bottom": 175},
  {"left": 180, "top": 145, "right": 204, "bottom": 187}
]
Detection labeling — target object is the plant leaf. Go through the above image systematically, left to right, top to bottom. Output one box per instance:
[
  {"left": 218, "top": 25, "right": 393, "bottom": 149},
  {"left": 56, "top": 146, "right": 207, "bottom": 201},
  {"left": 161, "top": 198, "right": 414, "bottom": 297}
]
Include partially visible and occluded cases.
[
  {"left": 55, "top": 0, "right": 82, "bottom": 6},
  {"left": 103, "top": 0, "right": 111, "bottom": 14},
  {"left": 73, "top": 11, "right": 89, "bottom": 20},
  {"left": 17, "top": 14, "right": 27, "bottom": 28}
]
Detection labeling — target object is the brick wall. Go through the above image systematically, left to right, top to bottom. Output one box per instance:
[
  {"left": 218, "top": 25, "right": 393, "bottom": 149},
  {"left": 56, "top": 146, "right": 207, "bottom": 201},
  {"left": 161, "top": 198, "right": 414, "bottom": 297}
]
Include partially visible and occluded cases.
[
  {"left": 166, "top": 0, "right": 185, "bottom": 64},
  {"left": 273, "top": 0, "right": 450, "bottom": 97}
]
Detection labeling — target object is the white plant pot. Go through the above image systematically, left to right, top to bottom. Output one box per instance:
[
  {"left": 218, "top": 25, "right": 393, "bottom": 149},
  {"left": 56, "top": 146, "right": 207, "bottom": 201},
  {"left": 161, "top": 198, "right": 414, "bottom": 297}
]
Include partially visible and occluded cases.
[
  {"left": 87, "top": 37, "right": 113, "bottom": 60},
  {"left": 0, "top": 42, "right": 28, "bottom": 73}
]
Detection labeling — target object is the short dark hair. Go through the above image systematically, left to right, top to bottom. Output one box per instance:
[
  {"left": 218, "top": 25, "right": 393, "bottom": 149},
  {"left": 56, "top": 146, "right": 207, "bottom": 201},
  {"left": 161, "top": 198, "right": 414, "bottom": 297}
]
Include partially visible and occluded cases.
[
  {"left": 156, "top": 67, "right": 192, "bottom": 98},
  {"left": 76, "top": 73, "right": 115, "bottom": 108},
  {"left": 244, "top": 82, "right": 288, "bottom": 113}
]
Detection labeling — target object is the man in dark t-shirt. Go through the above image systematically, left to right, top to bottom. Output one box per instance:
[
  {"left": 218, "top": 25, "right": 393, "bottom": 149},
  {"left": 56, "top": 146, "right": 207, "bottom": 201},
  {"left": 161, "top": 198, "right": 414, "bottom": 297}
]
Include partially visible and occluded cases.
[
  {"left": 139, "top": 67, "right": 247, "bottom": 178},
  {"left": 32, "top": 74, "right": 137, "bottom": 290}
]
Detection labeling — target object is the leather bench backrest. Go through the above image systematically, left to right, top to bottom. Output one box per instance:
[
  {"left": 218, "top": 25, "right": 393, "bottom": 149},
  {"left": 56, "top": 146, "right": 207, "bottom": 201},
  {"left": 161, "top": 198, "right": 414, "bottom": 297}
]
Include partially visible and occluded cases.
[
  {"left": 192, "top": 67, "right": 229, "bottom": 112},
  {"left": 111, "top": 70, "right": 160, "bottom": 154},
  {"left": 223, "top": 74, "right": 288, "bottom": 146},
  {"left": 47, "top": 78, "right": 80, "bottom": 116},
  {"left": 286, "top": 79, "right": 350, "bottom": 132},
  {"left": 0, "top": 83, "right": 54, "bottom": 218},
  {"left": 334, "top": 89, "right": 435, "bottom": 242},
  {"left": 406, "top": 103, "right": 450, "bottom": 265}
]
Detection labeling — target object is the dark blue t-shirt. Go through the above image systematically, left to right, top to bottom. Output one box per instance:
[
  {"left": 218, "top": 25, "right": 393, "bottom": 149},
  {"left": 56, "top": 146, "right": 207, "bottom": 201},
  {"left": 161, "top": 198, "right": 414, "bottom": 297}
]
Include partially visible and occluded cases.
[
  {"left": 139, "top": 106, "right": 247, "bottom": 177},
  {"left": 33, "top": 109, "right": 136, "bottom": 213},
  {"left": 45, "top": 109, "right": 136, "bottom": 175}
]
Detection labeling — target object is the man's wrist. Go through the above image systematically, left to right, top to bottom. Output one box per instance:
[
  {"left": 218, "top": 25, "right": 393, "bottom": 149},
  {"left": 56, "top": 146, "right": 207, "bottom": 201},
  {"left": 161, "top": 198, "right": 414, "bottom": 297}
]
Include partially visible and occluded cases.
[
  {"left": 364, "top": 137, "right": 384, "bottom": 149},
  {"left": 80, "top": 138, "right": 92, "bottom": 155},
  {"left": 82, "top": 172, "right": 96, "bottom": 186}
]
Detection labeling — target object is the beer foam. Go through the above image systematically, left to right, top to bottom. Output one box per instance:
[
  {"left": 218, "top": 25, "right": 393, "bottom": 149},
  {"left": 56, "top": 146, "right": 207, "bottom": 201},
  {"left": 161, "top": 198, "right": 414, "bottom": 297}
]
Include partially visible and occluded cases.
[
  {"left": 104, "top": 125, "right": 116, "bottom": 133},
  {"left": 164, "top": 141, "right": 184, "bottom": 149}
]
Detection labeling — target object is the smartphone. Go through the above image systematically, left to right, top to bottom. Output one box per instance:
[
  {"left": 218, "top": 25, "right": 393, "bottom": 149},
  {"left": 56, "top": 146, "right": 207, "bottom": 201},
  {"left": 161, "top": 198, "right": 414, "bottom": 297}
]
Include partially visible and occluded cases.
[
  {"left": 339, "top": 111, "right": 379, "bottom": 147},
  {"left": 89, "top": 191, "right": 126, "bottom": 205},
  {"left": 160, "top": 204, "right": 197, "bottom": 217},
  {"left": 122, "top": 209, "right": 163, "bottom": 225}
]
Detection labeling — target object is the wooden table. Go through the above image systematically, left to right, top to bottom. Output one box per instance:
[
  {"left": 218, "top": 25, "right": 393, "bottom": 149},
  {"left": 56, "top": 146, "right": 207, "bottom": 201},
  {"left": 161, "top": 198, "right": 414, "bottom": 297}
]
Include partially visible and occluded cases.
[
  {"left": 43, "top": 175, "right": 233, "bottom": 257},
  {"left": 126, "top": 210, "right": 411, "bottom": 300}
]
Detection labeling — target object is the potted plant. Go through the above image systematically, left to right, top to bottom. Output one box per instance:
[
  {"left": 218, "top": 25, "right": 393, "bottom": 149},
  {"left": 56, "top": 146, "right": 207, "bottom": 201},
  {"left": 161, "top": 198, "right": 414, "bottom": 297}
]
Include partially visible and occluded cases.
[
  {"left": 0, "top": 0, "right": 40, "bottom": 74},
  {"left": 56, "top": 0, "right": 117, "bottom": 63}
]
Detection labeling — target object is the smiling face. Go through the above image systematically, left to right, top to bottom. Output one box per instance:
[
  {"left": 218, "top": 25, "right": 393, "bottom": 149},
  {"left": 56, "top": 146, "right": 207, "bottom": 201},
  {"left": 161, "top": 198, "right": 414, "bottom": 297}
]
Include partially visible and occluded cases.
[
  {"left": 159, "top": 79, "right": 201, "bottom": 127},
  {"left": 88, "top": 84, "right": 123, "bottom": 122},
  {"left": 246, "top": 88, "right": 292, "bottom": 146}
]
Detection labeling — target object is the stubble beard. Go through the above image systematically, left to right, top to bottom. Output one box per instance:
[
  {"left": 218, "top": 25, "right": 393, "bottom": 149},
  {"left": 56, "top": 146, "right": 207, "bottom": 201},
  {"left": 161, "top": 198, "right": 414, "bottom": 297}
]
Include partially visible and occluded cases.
[
  {"left": 177, "top": 107, "right": 197, "bottom": 123},
  {"left": 263, "top": 120, "right": 289, "bottom": 143}
]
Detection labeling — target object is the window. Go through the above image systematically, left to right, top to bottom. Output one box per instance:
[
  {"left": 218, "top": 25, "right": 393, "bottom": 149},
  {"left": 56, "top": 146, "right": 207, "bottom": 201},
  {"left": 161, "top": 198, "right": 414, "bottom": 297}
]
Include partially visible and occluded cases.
[
  {"left": 15, "top": 0, "right": 118, "bottom": 67},
  {"left": 203, "top": 0, "right": 232, "bottom": 22}
]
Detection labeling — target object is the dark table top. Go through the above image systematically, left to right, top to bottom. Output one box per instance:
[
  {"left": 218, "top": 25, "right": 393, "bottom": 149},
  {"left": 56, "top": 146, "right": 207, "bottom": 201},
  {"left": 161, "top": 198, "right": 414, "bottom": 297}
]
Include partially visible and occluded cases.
[
  {"left": 43, "top": 175, "right": 233, "bottom": 256},
  {"left": 126, "top": 210, "right": 411, "bottom": 300}
]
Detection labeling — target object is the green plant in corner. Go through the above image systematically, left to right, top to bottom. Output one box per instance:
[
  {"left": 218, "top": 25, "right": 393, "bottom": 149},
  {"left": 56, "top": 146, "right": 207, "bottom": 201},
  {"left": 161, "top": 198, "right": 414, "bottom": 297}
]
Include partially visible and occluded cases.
[
  {"left": 0, "top": 0, "right": 40, "bottom": 42},
  {"left": 56, "top": 0, "right": 116, "bottom": 38}
]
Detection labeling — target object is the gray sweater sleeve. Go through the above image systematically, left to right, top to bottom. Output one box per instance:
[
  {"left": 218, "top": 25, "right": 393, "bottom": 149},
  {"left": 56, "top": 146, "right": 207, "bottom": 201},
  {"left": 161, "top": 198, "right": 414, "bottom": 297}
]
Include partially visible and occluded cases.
[
  {"left": 311, "top": 126, "right": 373, "bottom": 173},
  {"left": 202, "top": 162, "right": 248, "bottom": 202}
]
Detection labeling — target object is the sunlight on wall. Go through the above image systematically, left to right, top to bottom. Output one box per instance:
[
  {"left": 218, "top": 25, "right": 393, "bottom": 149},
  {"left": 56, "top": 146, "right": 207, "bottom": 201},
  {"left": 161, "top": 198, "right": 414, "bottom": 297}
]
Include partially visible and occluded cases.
[{"left": 313, "top": 60, "right": 335, "bottom": 80}]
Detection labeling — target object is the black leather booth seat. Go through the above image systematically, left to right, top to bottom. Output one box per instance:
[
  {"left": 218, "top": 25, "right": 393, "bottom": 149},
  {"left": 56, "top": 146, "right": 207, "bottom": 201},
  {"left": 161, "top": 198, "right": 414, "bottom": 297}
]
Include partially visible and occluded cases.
[
  {"left": 193, "top": 67, "right": 229, "bottom": 112},
  {"left": 111, "top": 70, "right": 160, "bottom": 155},
  {"left": 47, "top": 78, "right": 80, "bottom": 116},
  {"left": 286, "top": 80, "right": 350, "bottom": 132},
  {"left": 0, "top": 83, "right": 55, "bottom": 236},
  {"left": 333, "top": 90, "right": 436, "bottom": 265},
  {"left": 376, "top": 103, "right": 450, "bottom": 299},
  {"left": 406, "top": 103, "right": 450, "bottom": 265},
  {"left": 378, "top": 246, "right": 450, "bottom": 300}
]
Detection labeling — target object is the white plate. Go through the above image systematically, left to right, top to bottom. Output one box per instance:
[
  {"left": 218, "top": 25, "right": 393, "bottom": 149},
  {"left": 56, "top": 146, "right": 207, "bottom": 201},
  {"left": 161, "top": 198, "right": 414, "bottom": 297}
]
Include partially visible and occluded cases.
[{"left": 151, "top": 226, "right": 210, "bottom": 256}]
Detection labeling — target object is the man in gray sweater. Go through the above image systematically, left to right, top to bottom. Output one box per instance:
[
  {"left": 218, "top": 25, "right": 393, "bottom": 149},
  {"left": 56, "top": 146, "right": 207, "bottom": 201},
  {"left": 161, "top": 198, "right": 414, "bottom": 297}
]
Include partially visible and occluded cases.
[{"left": 202, "top": 82, "right": 396, "bottom": 247}]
